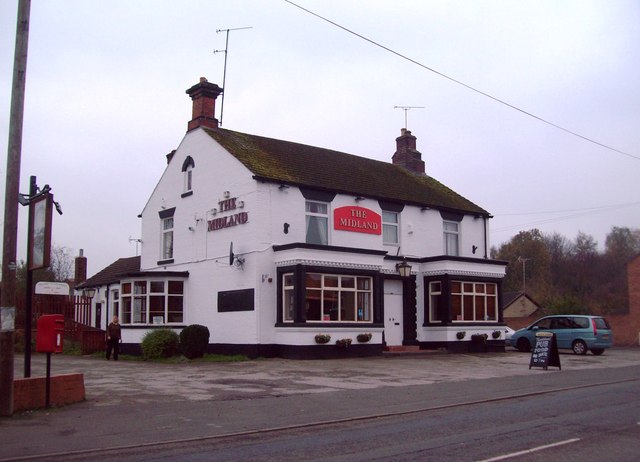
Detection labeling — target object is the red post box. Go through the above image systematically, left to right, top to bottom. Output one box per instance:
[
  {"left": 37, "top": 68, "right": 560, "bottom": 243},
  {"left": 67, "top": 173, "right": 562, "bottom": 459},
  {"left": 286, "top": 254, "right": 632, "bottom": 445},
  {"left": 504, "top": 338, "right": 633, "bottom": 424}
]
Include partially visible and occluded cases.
[{"left": 36, "top": 314, "right": 65, "bottom": 353}]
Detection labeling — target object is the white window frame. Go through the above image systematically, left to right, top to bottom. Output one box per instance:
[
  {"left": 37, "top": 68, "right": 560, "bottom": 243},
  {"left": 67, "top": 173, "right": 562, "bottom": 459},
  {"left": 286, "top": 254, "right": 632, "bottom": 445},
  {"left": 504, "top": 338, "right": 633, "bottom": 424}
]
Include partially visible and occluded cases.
[
  {"left": 184, "top": 166, "right": 193, "bottom": 193},
  {"left": 305, "top": 200, "right": 329, "bottom": 245},
  {"left": 382, "top": 211, "right": 399, "bottom": 245},
  {"left": 162, "top": 217, "right": 174, "bottom": 260},
  {"left": 443, "top": 220, "right": 460, "bottom": 256},
  {"left": 282, "top": 272, "right": 373, "bottom": 323},
  {"left": 283, "top": 274, "right": 295, "bottom": 322},
  {"left": 119, "top": 279, "right": 185, "bottom": 325},
  {"left": 428, "top": 281, "right": 442, "bottom": 323},
  {"left": 451, "top": 281, "right": 498, "bottom": 322},
  {"left": 111, "top": 289, "right": 120, "bottom": 320}
]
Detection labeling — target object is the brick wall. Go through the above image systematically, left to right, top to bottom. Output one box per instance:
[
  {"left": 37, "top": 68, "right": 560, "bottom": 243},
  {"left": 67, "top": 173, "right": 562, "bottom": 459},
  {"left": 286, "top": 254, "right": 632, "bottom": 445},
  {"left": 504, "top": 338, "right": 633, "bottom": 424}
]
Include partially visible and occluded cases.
[
  {"left": 608, "top": 255, "right": 640, "bottom": 346},
  {"left": 13, "top": 373, "right": 85, "bottom": 412}
]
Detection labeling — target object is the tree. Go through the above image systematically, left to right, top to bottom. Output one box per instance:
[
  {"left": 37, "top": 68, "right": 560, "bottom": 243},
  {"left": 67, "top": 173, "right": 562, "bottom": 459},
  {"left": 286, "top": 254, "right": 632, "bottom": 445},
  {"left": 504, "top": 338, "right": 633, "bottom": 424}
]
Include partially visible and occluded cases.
[
  {"left": 605, "top": 227, "right": 640, "bottom": 262},
  {"left": 49, "top": 246, "right": 74, "bottom": 282}
]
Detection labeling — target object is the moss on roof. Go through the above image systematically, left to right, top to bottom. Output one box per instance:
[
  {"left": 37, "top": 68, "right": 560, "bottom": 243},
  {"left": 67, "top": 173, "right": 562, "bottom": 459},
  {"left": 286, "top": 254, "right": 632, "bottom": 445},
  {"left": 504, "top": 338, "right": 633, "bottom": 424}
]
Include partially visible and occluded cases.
[{"left": 204, "top": 128, "right": 488, "bottom": 215}]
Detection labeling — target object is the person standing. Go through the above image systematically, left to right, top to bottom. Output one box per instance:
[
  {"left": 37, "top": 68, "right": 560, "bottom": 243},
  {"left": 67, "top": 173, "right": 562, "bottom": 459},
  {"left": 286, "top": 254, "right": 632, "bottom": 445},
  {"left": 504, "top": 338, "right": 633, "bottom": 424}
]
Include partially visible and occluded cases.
[{"left": 106, "top": 315, "right": 122, "bottom": 360}]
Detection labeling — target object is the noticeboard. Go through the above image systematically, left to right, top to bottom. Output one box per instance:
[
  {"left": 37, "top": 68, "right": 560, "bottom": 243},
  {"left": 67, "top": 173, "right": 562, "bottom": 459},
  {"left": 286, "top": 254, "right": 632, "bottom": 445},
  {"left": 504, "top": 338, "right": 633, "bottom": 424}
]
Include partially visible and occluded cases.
[{"left": 529, "top": 332, "right": 561, "bottom": 370}]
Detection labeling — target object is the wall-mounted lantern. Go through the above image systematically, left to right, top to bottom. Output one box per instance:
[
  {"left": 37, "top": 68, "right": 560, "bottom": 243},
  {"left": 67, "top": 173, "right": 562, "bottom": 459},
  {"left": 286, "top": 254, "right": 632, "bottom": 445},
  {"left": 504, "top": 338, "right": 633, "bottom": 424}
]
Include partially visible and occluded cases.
[
  {"left": 396, "top": 258, "right": 412, "bottom": 278},
  {"left": 83, "top": 287, "right": 96, "bottom": 299}
]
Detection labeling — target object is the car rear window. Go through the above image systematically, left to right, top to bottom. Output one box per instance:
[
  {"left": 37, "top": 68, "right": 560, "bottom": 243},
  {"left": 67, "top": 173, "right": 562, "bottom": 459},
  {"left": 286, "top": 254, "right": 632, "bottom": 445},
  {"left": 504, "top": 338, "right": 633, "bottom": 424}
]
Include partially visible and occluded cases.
[{"left": 594, "top": 317, "right": 611, "bottom": 329}]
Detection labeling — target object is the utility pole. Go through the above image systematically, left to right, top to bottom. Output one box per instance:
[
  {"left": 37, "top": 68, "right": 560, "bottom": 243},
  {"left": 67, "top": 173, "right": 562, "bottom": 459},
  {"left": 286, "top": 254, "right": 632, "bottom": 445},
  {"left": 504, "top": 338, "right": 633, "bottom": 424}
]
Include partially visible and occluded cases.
[
  {"left": 1, "top": 0, "right": 31, "bottom": 416},
  {"left": 214, "top": 26, "right": 252, "bottom": 126},
  {"left": 517, "top": 257, "right": 531, "bottom": 294}
]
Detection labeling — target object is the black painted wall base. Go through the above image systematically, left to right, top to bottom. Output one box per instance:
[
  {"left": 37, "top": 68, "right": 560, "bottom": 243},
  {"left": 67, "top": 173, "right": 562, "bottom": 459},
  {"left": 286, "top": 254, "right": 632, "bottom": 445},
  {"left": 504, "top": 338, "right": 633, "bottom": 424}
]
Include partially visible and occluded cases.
[{"left": 118, "top": 342, "right": 383, "bottom": 359}]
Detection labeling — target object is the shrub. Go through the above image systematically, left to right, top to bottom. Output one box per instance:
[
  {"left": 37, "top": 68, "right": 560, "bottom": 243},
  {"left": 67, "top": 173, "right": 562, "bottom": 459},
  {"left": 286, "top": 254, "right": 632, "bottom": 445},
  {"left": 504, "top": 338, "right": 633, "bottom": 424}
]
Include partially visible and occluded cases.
[
  {"left": 180, "top": 324, "right": 210, "bottom": 359},
  {"left": 141, "top": 329, "right": 180, "bottom": 360},
  {"left": 335, "top": 338, "right": 352, "bottom": 348}
]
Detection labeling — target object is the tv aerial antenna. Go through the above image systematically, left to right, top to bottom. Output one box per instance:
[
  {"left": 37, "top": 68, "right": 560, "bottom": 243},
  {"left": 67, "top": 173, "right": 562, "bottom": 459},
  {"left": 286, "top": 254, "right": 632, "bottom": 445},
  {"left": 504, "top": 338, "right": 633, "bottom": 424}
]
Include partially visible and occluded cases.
[
  {"left": 214, "top": 26, "right": 252, "bottom": 126},
  {"left": 394, "top": 106, "right": 424, "bottom": 130},
  {"left": 129, "top": 237, "right": 142, "bottom": 256}
]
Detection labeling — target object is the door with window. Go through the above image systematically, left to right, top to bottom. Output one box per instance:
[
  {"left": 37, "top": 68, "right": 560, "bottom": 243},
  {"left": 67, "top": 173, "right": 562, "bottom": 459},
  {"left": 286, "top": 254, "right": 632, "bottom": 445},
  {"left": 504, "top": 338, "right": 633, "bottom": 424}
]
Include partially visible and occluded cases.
[{"left": 384, "top": 280, "right": 403, "bottom": 346}]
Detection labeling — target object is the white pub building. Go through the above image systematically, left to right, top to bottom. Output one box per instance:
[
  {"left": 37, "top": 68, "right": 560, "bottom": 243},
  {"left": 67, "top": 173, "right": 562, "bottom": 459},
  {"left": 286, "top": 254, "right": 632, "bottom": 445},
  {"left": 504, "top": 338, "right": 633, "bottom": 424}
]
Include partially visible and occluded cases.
[{"left": 78, "top": 78, "right": 508, "bottom": 358}]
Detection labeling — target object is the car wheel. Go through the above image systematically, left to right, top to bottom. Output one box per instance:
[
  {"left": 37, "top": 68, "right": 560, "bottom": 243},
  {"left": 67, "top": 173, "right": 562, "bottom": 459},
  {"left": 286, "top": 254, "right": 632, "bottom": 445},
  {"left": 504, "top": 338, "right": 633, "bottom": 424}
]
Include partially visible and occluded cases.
[
  {"left": 516, "top": 338, "right": 531, "bottom": 352},
  {"left": 572, "top": 339, "right": 587, "bottom": 355},
  {"left": 591, "top": 348, "right": 605, "bottom": 356}
]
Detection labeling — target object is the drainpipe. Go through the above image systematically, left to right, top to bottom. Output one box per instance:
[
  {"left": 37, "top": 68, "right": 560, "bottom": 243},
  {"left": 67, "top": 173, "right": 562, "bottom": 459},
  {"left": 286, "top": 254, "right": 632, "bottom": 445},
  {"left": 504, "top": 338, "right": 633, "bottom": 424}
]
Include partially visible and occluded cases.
[
  {"left": 483, "top": 217, "right": 489, "bottom": 259},
  {"left": 104, "top": 284, "right": 110, "bottom": 330}
]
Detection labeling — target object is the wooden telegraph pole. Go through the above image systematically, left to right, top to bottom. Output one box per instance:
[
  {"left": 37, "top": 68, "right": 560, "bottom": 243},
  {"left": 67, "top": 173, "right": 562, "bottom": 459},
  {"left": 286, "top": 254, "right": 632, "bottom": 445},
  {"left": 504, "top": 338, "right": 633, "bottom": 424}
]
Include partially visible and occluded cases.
[{"left": 1, "top": 0, "right": 31, "bottom": 416}]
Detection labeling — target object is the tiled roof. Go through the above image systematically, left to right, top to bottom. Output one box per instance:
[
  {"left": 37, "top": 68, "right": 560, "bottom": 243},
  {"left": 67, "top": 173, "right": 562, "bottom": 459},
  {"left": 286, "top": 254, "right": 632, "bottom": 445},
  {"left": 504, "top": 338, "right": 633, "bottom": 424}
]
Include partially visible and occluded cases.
[
  {"left": 204, "top": 128, "right": 489, "bottom": 215},
  {"left": 76, "top": 256, "right": 141, "bottom": 289},
  {"left": 503, "top": 291, "right": 541, "bottom": 309}
]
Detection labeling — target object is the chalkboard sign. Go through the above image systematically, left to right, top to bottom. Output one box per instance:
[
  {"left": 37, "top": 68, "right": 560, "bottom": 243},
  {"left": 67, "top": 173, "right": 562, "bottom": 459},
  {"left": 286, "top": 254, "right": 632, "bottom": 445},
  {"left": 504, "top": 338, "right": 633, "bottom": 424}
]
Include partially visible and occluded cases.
[{"left": 529, "top": 332, "right": 561, "bottom": 370}]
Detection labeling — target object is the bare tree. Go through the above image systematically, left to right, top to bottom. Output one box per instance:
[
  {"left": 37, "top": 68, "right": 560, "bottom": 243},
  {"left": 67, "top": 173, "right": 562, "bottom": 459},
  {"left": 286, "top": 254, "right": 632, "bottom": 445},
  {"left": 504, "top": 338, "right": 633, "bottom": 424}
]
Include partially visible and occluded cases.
[{"left": 48, "top": 245, "right": 74, "bottom": 282}]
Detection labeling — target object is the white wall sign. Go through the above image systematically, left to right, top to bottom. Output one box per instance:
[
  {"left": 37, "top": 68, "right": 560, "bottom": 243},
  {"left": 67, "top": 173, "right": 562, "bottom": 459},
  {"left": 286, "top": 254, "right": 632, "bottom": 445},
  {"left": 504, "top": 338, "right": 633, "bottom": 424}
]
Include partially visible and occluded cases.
[{"left": 35, "top": 281, "right": 70, "bottom": 295}]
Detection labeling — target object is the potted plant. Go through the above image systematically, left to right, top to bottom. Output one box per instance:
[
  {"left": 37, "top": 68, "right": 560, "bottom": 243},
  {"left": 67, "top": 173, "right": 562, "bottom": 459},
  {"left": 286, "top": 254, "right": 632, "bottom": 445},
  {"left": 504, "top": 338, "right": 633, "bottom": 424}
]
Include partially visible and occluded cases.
[
  {"left": 491, "top": 330, "right": 501, "bottom": 340},
  {"left": 456, "top": 331, "right": 466, "bottom": 340},
  {"left": 356, "top": 332, "right": 372, "bottom": 343},
  {"left": 314, "top": 333, "right": 331, "bottom": 344},
  {"left": 335, "top": 338, "right": 352, "bottom": 349}
]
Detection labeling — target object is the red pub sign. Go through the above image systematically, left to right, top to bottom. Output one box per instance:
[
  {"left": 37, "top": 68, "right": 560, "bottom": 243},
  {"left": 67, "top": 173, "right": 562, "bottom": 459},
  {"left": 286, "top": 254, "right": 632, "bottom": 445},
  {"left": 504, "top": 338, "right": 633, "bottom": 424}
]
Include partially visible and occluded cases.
[{"left": 334, "top": 206, "right": 381, "bottom": 235}]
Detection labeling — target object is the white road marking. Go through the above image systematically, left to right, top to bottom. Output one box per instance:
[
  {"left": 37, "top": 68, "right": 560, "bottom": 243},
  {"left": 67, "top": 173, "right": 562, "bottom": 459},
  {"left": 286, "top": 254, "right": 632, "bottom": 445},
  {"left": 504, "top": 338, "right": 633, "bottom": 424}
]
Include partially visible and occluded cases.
[{"left": 477, "top": 438, "right": 581, "bottom": 462}]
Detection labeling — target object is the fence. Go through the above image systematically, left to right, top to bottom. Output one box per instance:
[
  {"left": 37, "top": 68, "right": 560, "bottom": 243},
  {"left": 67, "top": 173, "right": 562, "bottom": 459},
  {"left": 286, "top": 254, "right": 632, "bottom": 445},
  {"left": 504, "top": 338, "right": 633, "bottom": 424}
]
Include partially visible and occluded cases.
[{"left": 17, "top": 294, "right": 105, "bottom": 354}]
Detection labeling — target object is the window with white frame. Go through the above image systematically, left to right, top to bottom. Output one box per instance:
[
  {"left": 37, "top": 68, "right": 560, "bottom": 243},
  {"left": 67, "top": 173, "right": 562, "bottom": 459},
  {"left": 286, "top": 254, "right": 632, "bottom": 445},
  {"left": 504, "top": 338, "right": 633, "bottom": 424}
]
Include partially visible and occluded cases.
[
  {"left": 181, "top": 156, "right": 195, "bottom": 195},
  {"left": 184, "top": 166, "right": 193, "bottom": 193},
  {"left": 305, "top": 201, "right": 328, "bottom": 245},
  {"left": 382, "top": 211, "right": 399, "bottom": 245},
  {"left": 162, "top": 217, "right": 174, "bottom": 260},
  {"left": 443, "top": 220, "right": 460, "bottom": 256},
  {"left": 282, "top": 272, "right": 373, "bottom": 323},
  {"left": 283, "top": 273, "right": 295, "bottom": 322},
  {"left": 119, "top": 280, "right": 184, "bottom": 325},
  {"left": 428, "top": 281, "right": 442, "bottom": 323},
  {"left": 450, "top": 281, "right": 497, "bottom": 322},
  {"left": 112, "top": 289, "right": 120, "bottom": 319}
]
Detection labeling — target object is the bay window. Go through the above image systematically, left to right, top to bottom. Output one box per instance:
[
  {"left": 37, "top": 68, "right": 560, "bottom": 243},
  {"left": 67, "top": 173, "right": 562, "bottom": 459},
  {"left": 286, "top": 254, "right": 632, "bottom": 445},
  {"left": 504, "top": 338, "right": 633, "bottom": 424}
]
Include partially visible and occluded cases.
[
  {"left": 282, "top": 272, "right": 373, "bottom": 323},
  {"left": 119, "top": 279, "right": 184, "bottom": 325},
  {"left": 450, "top": 281, "right": 497, "bottom": 322}
]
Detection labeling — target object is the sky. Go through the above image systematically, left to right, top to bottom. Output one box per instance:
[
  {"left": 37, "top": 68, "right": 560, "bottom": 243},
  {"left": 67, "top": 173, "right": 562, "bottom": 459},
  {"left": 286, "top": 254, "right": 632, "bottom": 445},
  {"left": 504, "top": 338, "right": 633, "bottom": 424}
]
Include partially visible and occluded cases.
[{"left": 1, "top": 0, "right": 639, "bottom": 277}]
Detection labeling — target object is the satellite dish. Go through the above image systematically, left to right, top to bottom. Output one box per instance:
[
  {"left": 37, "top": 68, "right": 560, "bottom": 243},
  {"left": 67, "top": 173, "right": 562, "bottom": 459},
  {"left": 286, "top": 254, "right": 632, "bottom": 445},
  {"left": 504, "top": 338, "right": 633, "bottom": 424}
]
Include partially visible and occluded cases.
[{"left": 229, "top": 242, "right": 234, "bottom": 266}]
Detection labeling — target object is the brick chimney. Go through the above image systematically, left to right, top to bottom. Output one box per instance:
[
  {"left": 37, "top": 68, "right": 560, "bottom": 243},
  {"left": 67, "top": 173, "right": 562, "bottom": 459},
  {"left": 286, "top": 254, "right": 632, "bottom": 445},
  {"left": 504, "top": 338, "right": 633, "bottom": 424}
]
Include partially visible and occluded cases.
[
  {"left": 186, "top": 77, "right": 223, "bottom": 131},
  {"left": 392, "top": 128, "right": 425, "bottom": 175},
  {"left": 74, "top": 249, "right": 87, "bottom": 286}
]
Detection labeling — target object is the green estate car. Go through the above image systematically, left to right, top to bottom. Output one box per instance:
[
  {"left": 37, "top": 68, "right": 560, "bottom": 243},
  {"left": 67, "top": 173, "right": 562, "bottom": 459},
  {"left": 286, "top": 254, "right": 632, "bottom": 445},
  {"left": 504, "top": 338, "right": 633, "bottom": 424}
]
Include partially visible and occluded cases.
[{"left": 509, "top": 315, "right": 613, "bottom": 355}]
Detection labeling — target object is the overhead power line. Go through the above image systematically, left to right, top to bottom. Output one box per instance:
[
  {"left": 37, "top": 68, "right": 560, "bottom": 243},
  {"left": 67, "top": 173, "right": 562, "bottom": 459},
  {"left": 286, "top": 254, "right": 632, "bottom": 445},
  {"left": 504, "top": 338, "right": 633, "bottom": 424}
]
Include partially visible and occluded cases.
[
  {"left": 284, "top": 0, "right": 640, "bottom": 162},
  {"left": 491, "top": 201, "right": 640, "bottom": 234}
]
